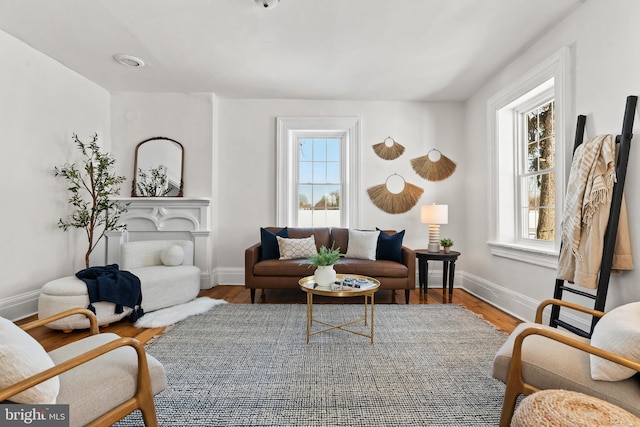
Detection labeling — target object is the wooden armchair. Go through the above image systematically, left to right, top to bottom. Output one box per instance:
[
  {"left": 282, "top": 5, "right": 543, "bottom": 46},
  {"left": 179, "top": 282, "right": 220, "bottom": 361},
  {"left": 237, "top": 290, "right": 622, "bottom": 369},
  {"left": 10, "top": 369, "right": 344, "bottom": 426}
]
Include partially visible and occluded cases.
[
  {"left": 492, "top": 299, "right": 640, "bottom": 427},
  {"left": 0, "top": 308, "right": 166, "bottom": 426}
]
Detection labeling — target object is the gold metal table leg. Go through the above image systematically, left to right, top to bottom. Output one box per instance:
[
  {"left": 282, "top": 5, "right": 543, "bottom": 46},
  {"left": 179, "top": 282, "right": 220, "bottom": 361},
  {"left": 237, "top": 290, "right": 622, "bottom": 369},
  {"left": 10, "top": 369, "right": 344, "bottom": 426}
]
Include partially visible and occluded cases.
[
  {"left": 306, "top": 292, "right": 312, "bottom": 344},
  {"left": 370, "top": 292, "right": 375, "bottom": 344}
]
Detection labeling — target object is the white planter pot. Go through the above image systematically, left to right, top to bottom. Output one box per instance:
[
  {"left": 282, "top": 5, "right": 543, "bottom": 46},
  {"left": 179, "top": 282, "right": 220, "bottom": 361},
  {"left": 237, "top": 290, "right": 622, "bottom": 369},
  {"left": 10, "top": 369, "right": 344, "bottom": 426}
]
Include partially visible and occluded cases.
[{"left": 314, "top": 265, "right": 336, "bottom": 288}]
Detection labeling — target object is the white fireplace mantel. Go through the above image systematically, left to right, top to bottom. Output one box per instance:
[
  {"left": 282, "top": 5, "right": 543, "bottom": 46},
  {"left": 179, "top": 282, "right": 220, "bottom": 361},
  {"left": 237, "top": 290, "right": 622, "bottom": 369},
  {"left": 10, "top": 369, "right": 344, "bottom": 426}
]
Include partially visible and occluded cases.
[{"left": 106, "top": 197, "right": 212, "bottom": 288}]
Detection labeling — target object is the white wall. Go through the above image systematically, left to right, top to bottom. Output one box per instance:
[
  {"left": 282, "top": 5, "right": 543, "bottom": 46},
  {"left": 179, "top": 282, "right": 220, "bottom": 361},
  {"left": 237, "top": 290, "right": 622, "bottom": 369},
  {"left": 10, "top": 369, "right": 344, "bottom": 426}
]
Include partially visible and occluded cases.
[
  {"left": 464, "top": 0, "right": 640, "bottom": 321},
  {"left": 0, "top": 30, "right": 111, "bottom": 319},
  {"left": 111, "top": 92, "right": 215, "bottom": 198},
  {"left": 216, "top": 99, "right": 465, "bottom": 283}
]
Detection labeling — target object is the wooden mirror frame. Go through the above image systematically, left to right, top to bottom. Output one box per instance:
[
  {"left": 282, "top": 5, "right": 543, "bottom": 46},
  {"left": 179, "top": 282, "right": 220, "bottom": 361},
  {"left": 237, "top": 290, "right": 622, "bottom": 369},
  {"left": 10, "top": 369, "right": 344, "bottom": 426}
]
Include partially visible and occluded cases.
[{"left": 131, "top": 136, "right": 184, "bottom": 197}]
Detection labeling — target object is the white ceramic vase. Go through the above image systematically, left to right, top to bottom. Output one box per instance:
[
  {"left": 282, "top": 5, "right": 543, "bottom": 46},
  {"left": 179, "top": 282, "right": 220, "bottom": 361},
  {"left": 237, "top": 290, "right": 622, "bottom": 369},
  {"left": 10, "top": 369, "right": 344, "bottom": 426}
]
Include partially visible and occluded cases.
[{"left": 314, "top": 265, "right": 336, "bottom": 288}]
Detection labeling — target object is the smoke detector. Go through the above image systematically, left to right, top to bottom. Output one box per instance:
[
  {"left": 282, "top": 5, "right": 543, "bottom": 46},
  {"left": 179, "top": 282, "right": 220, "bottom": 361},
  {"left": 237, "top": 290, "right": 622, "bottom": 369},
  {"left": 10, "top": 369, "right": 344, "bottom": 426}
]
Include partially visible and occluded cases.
[{"left": 255, "top": 0, "right": 279, "bottom": 9}]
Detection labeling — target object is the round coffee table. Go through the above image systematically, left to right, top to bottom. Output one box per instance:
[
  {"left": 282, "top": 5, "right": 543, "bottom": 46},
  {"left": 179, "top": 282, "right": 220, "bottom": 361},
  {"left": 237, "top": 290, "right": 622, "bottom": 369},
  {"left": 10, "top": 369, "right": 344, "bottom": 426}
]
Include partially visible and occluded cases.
[{"left": 299, "top": 274, "right": 380, "bottom": 344}]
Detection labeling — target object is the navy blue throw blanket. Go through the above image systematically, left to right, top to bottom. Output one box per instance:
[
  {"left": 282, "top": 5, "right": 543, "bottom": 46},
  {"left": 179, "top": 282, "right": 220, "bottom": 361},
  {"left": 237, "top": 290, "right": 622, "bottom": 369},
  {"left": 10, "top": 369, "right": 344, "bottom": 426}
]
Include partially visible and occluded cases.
[{"left": 75, "top": 264, "right": 144, "bottom": 323}]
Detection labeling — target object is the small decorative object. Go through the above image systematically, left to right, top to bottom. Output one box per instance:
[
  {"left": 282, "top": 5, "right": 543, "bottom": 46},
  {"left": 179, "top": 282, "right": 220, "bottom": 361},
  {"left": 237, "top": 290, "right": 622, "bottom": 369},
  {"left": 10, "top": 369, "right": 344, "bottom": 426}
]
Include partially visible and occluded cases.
[
  {"left": 55, "top": 133, "right": 127, "bottom": 268},
  {"left": 372, "top": 136, "right": 405, "bottom": 160},
  {"left": 411, "top": 149, "right": 457, "bottom": 181},
  {"left": 136, "top": 165, "right": 171, "bottom": 197},
  {"left": 367, "top": 173, "right": 424, "bottom": 214},
  {"left": 421, "top": 204, "right": 449, "bottom": 252},
  {"left": 440, "top": 238, "right": 454, "bottom": 253},
  {"left": 305, "top": 245, "right": 344, "bottom": 288}
]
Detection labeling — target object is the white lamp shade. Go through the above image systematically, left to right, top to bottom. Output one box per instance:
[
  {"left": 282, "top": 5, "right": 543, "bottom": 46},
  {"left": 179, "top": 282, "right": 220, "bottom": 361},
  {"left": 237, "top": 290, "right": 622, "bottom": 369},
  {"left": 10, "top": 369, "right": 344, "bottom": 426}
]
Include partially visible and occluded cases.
[{"left": 421, "top": 204, "right": 448, "bottom": 224}]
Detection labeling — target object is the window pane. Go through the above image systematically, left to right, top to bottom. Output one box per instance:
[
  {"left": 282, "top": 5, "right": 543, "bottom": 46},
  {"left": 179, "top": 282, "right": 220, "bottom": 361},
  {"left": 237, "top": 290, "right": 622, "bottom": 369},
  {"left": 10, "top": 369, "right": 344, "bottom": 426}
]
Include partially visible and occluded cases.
[
  {"left": 527, "top": 111, "right": 537, "bottom": 143},
  {"left": 540, "top": 137, "right": 554, "bottom": 169},
  {"left": 300, "top": 138, "right": 313, "bottom": 161},
  {"left": 327, "top": 138, "right": 340, "bottom": 161},
  {"left": 313, "top": 139, "right": 327, "bottom": 161},
  {"left": 528, "top": 142, "right": 539, "bottom": 172},
  {"left": 299, "top": 161, "right": 312, "bottom": 183},
  {"left": 327, "top": 161, "right": 340, "bottom": 182},
  {"left": 313, "top": 162, "right": 326, "bottom": 182},
  {"left": 527, "top": 176, "right": 540, "bottom": 207},
  {"left": 299, "top": 185, "right": 312, "bottom": 209}
]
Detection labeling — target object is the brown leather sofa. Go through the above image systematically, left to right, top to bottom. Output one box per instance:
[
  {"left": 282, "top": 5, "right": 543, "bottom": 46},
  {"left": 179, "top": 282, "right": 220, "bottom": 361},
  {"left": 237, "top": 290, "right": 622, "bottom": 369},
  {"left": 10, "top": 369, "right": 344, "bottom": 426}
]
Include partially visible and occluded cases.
[{"left": 245, "top": 227, "right": 415, "bottom": 303}]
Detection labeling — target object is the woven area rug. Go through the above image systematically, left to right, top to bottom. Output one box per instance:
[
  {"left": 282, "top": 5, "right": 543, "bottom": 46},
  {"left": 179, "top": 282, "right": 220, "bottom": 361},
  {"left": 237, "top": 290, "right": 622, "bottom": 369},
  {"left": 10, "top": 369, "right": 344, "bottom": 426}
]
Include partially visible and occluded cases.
[{"left": 116, "top": 304, "right": 508, "bottom": 426}]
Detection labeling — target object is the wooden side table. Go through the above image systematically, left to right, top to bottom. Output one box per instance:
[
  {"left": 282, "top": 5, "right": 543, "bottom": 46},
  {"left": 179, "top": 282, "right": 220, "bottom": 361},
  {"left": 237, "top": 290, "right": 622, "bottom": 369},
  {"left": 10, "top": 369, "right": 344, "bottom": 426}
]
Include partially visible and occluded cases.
[{"left": 415, "top": 249, "right": 461, "bottom": 295}]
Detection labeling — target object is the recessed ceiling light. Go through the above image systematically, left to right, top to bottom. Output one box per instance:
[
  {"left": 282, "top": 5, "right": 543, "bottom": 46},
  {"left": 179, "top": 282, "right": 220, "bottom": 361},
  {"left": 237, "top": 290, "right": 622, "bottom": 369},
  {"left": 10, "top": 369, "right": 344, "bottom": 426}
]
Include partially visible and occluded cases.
[{"left": 113, "top": 54, "right": 145, "bottom": 67}]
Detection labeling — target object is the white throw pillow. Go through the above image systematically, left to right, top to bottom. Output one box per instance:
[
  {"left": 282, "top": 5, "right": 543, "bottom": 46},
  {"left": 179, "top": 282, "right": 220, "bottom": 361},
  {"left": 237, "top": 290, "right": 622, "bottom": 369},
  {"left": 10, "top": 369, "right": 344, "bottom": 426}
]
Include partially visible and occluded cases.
[
  {"left": 346, "top": 229, "right": 380, "bottom": 260},
  {"left": 277, "top": 236, "right": 318, "bottom": 260},
  {"left": 161, "top": 245, "right": 185, "bottom": 266},
  {"left": 590, "top": 302, "right": 640, "bottom": 381},
  {"left": 0, "top": 316, "right": 59, "bottom": 403}
]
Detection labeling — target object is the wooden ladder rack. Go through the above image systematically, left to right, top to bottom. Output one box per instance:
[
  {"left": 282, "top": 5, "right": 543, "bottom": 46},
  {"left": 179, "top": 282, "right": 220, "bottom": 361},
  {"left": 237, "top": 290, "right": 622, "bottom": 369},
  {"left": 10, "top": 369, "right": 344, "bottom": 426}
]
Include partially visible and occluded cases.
[{"left": 550, "top": 95, "right": 637, "bottom": 338}]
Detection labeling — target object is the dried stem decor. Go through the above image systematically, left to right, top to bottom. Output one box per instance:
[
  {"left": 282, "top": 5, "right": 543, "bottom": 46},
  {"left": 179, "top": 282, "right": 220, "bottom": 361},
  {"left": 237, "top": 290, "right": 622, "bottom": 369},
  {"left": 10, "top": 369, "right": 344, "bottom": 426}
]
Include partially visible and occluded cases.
[
  {"left": 372, "top": 137, "right": 405, "bottom": 160},
  {"left": 411, "top": 149, "right": 457, "bottom": 181},
  {"left": 367, "top": 173, "right": 423, "bottom": 214}
]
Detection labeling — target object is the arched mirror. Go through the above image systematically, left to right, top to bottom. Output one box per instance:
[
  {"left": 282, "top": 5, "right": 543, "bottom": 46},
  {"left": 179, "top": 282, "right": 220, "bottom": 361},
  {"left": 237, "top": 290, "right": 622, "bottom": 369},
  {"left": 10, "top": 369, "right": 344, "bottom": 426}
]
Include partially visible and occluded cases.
[{"left": 131, "top": 136, "right": 184, "bottom": 197}]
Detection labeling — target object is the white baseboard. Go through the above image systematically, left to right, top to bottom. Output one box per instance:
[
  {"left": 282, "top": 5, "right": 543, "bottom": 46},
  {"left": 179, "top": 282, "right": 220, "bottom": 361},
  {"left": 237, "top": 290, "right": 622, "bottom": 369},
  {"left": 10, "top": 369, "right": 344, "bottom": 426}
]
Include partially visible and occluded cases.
[
  {"left": 214, "top": 267, "right": 245, "bottom": 286},
  {"left": 1, "top": 268, "right": 592, "bottom": 332},
  {"left": 459, "top": 271, "right": 591, "bottom": 331},
  {"left": 0, "top": 290, "right": 40, "bottom": 321}
]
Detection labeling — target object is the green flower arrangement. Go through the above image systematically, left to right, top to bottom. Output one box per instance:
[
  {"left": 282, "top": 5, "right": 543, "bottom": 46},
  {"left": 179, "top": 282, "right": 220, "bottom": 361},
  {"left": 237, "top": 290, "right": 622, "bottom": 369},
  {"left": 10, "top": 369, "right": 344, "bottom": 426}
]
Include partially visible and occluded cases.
[{"left": 305, "top": 245, "right": 344, "bottom": 267}]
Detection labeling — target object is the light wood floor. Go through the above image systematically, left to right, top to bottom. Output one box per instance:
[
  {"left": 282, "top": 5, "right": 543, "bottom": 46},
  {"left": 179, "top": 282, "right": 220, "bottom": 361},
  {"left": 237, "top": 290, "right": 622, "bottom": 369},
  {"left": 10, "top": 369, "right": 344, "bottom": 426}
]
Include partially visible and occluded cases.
[{"left": 20, "top": 286, "right": 521, "bottom": 352}]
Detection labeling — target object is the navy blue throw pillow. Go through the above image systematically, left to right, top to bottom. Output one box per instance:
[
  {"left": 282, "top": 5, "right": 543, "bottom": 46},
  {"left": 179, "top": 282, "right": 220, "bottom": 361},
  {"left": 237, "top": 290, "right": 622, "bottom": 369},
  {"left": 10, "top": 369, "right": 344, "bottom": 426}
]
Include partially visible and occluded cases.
[
  {"left": 260, "top": 227, "right": 289, "bottom": 261},
  {"left": 376, "top": 228, "right": 405, "bottom": 262}
]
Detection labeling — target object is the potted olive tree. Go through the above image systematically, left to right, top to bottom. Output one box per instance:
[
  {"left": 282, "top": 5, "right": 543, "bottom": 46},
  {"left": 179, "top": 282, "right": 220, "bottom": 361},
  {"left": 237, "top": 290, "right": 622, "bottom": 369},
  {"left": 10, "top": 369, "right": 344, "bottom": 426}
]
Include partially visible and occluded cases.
[{"left": 55, "top": 133, "right": 127, "bottom": 268}]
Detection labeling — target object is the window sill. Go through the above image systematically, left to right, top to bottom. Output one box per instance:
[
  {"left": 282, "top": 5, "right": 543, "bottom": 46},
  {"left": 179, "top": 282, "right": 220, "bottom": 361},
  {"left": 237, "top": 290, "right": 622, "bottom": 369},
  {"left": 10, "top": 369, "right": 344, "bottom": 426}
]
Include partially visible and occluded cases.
[{"left": 487, "top": 241, "right": 559, "bottom": 269}]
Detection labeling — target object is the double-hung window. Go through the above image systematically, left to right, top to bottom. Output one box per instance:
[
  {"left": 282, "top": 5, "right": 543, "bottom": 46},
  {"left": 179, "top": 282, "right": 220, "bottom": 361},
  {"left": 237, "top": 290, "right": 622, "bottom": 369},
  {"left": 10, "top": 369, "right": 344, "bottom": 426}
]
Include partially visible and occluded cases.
[
  {"left": 488, "top": 47, "right": 570, "bottom": 267},
  {"left": 277, "top": 117, "right": 361, "bottom": 228},
  {"left": 298, "top": 136, "right": 342, "bottom": 227}
]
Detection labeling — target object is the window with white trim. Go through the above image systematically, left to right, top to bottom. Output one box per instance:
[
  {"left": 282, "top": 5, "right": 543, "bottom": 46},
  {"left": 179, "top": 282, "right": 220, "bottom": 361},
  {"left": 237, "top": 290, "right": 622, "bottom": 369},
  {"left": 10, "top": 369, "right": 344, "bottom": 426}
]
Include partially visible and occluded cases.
[
  {"left": 487, "top": 47, "right": 570, "bottom": 267},
  {"left": 276, "top": 117, "right": 361, "bottom": 228}
]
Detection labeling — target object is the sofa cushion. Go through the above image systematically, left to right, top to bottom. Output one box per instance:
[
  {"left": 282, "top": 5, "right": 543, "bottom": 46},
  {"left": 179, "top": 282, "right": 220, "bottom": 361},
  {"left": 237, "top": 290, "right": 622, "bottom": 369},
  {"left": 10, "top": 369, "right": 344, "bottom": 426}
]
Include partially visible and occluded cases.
[
  {"left": 260, "top": 227, "right": 288, "bottom": 260},
  {"left": 346, "top": 229, "right": 380, "bottom": 260},
  {"left": 376, "top": 229, "right": 405, "bottom": 263},
  {"left": 277, "top": 236, "right": 318, "bottom": 260},
  {"left": 161, "top": 245, "right": 184, "bottom": 266},
  {"left": 254, "top": 259, "right": 315, "bottom": 277},
  {"left": 334, "top": 259, "right": 408, "bottom": 277},
  {"left": 590, "top": 302, "right": 640, "bottom": 381},
  {"left": 0, "top": 316, "right": 59, "bottom": 404},
  {"left": 493, "top": 322, "right": 640, "bottom": 417}
]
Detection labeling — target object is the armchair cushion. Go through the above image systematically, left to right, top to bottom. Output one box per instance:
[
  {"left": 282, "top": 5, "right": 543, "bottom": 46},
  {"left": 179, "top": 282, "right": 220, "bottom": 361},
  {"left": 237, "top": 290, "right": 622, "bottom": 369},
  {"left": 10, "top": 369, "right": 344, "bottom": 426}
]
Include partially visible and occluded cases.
[
  {"left": 590, "top": 302, "right": 640, "bottom": 381},
  {"left": 0, "top": 316, "right": 59, "bottom": 404},
  {"left": 48, "top": 332, "right": 166, "bottom": 427}
]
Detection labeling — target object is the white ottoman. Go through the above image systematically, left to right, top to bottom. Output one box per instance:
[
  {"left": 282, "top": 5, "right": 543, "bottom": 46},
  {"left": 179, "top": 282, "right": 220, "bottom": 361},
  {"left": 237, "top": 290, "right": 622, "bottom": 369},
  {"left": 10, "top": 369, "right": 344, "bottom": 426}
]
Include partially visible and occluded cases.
[{"left": 38, "top": 276, "right": 131, "bottom": 331}]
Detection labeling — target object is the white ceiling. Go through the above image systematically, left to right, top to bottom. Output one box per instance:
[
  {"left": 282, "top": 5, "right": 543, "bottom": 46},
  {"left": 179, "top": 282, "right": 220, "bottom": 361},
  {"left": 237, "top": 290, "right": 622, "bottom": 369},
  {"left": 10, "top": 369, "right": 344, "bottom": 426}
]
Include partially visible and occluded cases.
[{"left": 0, "top": 0, "right": 583, "bottom": 101}]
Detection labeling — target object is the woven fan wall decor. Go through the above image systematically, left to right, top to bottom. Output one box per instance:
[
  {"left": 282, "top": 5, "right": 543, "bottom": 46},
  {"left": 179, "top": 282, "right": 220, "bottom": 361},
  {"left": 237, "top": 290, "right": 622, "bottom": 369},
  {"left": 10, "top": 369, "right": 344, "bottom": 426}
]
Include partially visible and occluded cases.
[
  {"left": 372, "top": 137, "right": 405, "bottom": 160},
  {"left": 411, "top": 149, "right": 456, "bottom": 181},
  {"left": 367, "top": 173, "right": 424, "bottom": 214}
]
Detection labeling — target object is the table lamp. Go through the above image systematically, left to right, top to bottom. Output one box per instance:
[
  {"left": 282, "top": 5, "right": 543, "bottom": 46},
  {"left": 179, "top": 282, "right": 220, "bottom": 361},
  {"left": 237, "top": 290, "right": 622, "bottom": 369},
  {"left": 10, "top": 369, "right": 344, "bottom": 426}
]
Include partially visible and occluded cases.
[{"left": 421, "top": 204, "right": 448, "bottom": 252}]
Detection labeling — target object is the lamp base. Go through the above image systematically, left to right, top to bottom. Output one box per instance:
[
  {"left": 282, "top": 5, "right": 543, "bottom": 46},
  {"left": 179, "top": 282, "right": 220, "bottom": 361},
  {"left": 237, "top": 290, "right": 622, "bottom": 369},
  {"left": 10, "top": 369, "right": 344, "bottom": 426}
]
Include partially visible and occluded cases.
[
  {"left": 427, "top": 224, "right": 441, "bottom": 253},
  {"left": 427, "top": 243, "right": 441, "bottom": 253}
]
